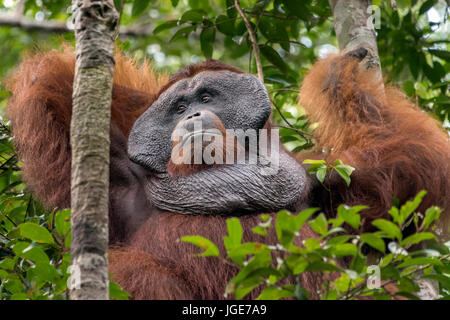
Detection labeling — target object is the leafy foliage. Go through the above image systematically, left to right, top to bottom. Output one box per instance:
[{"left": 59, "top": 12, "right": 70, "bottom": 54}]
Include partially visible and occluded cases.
[
  {"left": 0, "top": 0, "right": 448, "bottom": 300},
  {"left": 0, "top": 122, "right": 128, "bottom": 300},
  {"left": 184, "top": 191, "right": 450, "bottom": 300}
]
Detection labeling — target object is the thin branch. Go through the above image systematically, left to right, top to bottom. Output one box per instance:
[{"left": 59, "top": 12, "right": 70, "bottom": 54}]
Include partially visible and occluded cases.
[
  {"left": 113, "top": 0, "right": 125, "bottom": 40},
  {"left": 234, "top": 0, "right": 264, "bottom": 83},
  {"left": 0, "top": 14, "right": 153, "bottom": 37},
  {"left": 265, "top": 39, "right": 306, "bottom": 47},
  {"left": 269, "top": 88, "right": 299, "bottom": 93},
  {"left": 270, "top": 97, "right": 313, "bottom": 147},
  {"left": 276, "top": 125, "right": 312, "bottom": 137},
  {"left": 0, "top": 155, "right": 17, "bottom": 171},
  {"left": 4, "top": 213, "right": 17, "bottom": 227},
  {"left": 0, "top": 230, "right": 11, "bottom": 241}
]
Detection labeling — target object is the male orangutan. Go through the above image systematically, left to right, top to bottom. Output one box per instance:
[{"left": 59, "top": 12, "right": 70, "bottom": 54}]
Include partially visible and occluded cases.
[{"left": 6, "top": 47, "right": 450, "bottom": 299}]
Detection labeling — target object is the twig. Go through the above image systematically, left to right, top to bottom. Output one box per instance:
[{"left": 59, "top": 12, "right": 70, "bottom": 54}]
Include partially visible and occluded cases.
[
  {"left": 113, "top": 0, "right": 125, "bottom": 40},
  {"left": 234, "top": 0, "right": 264, "bottom": 83},
  {"left": 265, "top": 39, "right": 306, "bottom": 47},
  {"left": 269, "top": 88, "right": 299, "bottom": 93},
  {"left": 270, "top": 98, "right": 313, "bottom": 147},
  {"left": 276, "top": 125, "right": 312, "bottom": 137},
  {"left": 0, "top": 155, "right": 17, "bottom": 171},
  {"left": 4, "top": 213, "right": 17, "bottom": 227},
  {"left": 0, "top": 230, "right": 11, "bottom": 241}
]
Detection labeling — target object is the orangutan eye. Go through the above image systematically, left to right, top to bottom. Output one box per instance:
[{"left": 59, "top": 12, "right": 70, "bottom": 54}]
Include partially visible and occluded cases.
[
  {"left": 201, "top": 95, "right": 210, "bottom": 103},
  {"left": 177, "top": 104, "right": 186, "bottom": 114}
]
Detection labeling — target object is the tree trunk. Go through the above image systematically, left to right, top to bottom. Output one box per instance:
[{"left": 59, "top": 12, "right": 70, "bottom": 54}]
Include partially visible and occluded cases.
[
  {"left": 70, "top": 0, "right": 118, "bottom": 300},
  {"left": 329, "top": 0, "right": 381, "bottom": 77}
]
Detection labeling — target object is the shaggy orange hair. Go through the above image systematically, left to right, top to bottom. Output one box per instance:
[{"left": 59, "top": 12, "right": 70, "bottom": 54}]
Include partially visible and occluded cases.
[{"left": 6, "top": 47, "right": 450, "bottom": 299}]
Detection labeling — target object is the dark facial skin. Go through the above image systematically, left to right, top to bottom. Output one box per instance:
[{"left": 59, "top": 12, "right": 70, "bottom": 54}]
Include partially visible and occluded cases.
[
  {"left": 127, "top": 70, "right": 309, "bottom": 216},
  {"left": 128, "top": 70, "right": 271, "bottom": 172}
]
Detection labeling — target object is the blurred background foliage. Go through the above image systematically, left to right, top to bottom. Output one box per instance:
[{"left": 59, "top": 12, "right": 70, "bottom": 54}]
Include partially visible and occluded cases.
[{"left": 0, "top": 0, "right": 448, "bottom": 299}]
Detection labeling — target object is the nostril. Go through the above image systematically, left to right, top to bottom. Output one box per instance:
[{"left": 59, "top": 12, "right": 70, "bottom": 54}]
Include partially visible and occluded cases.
[{"left": 187, "top": 112, "right": 201, "bottom": 119}]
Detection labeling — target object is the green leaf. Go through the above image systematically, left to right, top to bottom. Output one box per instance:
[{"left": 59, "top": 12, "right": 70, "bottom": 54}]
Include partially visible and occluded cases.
[
  {"left": 132, "top": 0, "right": 151, "bottom": 17},
  {"left": 170, "top": 0, "right": 179, "bottom": 7},
  {"left": 188, "top": 0, "right": 211, "bottom": 11},
  {"left": 226, "top": 0, "right": 237, "bottom": 18},
  {"left": 282, "top": 0, "right": 312, "bottom": 21},
  {"left": 180, "top": 9, "right": 205, "bottom": 23},
  {"left": 216, "top": 15, "right": 235, "bottom": 36},
  {"left": 153, "top": 20, "right": 178, "bottom": 35},
  {"left": 170, "top": 25, "right": 197, "bottom": 42},
  {"left": 200, "top": 27, "right": 216, "bottom": 58},
  {"left": 260, "top": 45, "right": 290, "bottom": 74},
  {"left": 428, "top": 49, "right": 450, "bottom": 61},
  {"left": 302, "top": 159, "right": 326, "bottom": 165},
  {"left": 303, "top": 160, "right": 327, "bottom": 175},
  {"left": 334, "top": 164, "right": 355, "bottom": 187},
  {"left": 316, "top": 167, "right": 327, "bottom": 183},
  {"left": 399, "top": 190, "right": 426, "bottom": 224},
  {"left": 337, "top": 205, "right": 364, "bottom": 230},
  {"left": 389, "top": 206, "right": 401, "bottom": 224},
  {"left": 422, "top": 206, "right": 441, "bottom": 230},
  {"left": 293, "top": 207, "right": 319, "bottom": 231},
  {"left": 55, "top": 209, "right": 70, "bottom": 236},
  {"left": 276, "top": 210, "right": 294, "bottom": 246},
  {"left": 308, "top": 213, "right": 328, "bottom": 237},
  {"left": 224, "top": 217, "right": 243, "bottom": 251},
  {"left": 372, "top": 219, "right": 402, "bottom": 240},
  {"left": 19, "top": 222, "right": 54, "bottom": 244},
  {"left": 252, "top": 225, "right": 267, "bottom": 236},
  {"left": 65, "top": 231, "right": 71, "bottom": 248},
  {"left": 400, "top": 232, "right": 436, "bottom": 247},
  {"left": 360, "top": 233, "right": 386, "bottom": 253},
  {"left": 180, "top": 235, "right": 219, "bottom": 257},
  {"left": 327, "top": 235, "right": 352, "bottom": 245},
  {"left": 304, "top": 238, "right": 320, "bottom": 251},
  {"left": 227, "top": 242, "right": 267, "bottom": 266},
  {"left": 330, "top": 243, "right": 357, "bottom": 257},
  {"left": 19, "top": 245, "right": 50, "bottom": 264},
  {"left": 227, "top": 250, "right": 273, "bottom": 298},
  {"left": 379, "top": 253, "right": 394, "bottom": 267},
  {"left": 285, "top": 254, "right": 308, "bottom": 274},
  {"left": 398, "top": 257, "right": 441, "bottom": 268},
  {"left": 0, "top": 258, "right": 15, "bottom": 270},
  {"left": 29, "top": 263, "right": 59, "bottom": 283},
  {"left": 0, "top": 269, "right": 9, "bottom": 279},
  {"left": 397, "top": 277, "right": 419, "bottom": 293},
  {"left": 4, "top": 279, "right": 24, "bottom": 294},
  {"left": 109, "top": 281, "right": 130, "bottom": 300},
  {"left": 256, "top": 286, "right": 294, "bottom": 300},
  {"left": 10, "top": 293, "right": 29, "bottom": 300}
]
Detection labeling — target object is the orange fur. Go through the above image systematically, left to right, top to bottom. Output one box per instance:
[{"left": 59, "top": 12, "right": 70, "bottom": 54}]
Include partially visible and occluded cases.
[
  {"left": 6, "top": 47, "right": 167, "bottom": 209},
  {"left": 6, "top": 48, "right": 450, "bottom": 300},
  {"left": 299, "top": 53, "right": 450, "bottom": 234},
  {"left": 109, "top": 213, "right": 324, "bottom": 299}
]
